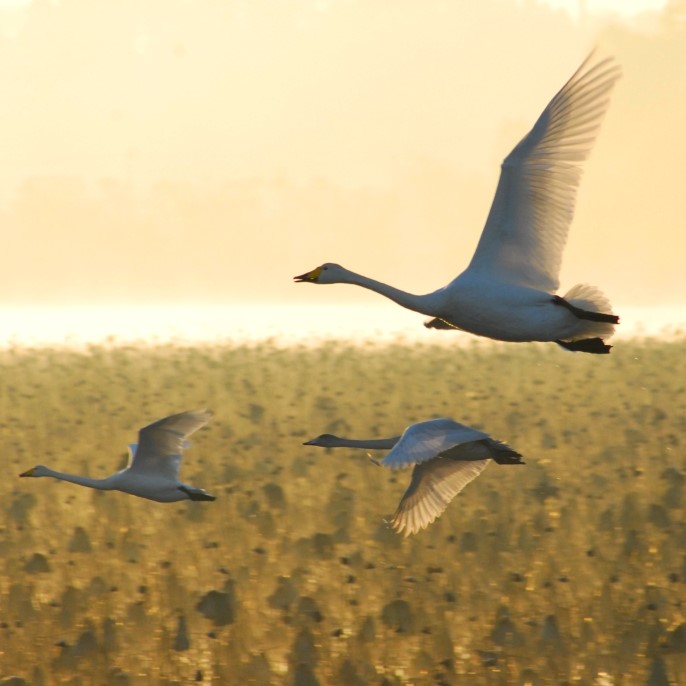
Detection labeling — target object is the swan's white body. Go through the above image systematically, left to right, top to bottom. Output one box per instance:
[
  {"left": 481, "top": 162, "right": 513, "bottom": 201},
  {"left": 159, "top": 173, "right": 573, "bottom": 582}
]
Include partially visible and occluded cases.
[
  {"left": 296, "top": 55, "right": 621, "bottom": 353},
  {"left": 20, "top": 410, "right": 215, "bottom": 503},
  {"left": 304, "top": 418, "right": 523, "bottom": 536}
]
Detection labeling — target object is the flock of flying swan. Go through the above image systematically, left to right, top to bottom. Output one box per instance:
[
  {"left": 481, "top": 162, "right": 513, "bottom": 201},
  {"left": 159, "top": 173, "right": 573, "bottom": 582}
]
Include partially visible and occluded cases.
[{"left": 20, "top": 53, "right": 621, "bottom": 536}]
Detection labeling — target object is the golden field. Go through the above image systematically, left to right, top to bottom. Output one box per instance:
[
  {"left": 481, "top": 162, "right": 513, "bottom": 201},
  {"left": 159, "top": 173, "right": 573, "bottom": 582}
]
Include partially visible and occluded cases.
[{"left": 0, "top": 338, "right": 685, "bottom": 685}]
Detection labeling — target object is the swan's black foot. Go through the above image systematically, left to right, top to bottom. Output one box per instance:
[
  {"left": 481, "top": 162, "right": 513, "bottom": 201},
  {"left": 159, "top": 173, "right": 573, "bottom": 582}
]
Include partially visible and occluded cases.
[
  {"left": 552, "top": 295, "right": 619, "bottom": 324},
  {"left": 424, "top": 317, "right": 459, "bottom": 330},
  {"left": 556, "top": 338, "right": 612, "bottom": 354},
  {"left": 487, "top": 441, "right": 525, "bottom": 465},
  {"left": 493, "top": 452, "right": 526, "bottom": 465},
  {"left": 178, "top": 486, "right": 216, "bottom": 501}
]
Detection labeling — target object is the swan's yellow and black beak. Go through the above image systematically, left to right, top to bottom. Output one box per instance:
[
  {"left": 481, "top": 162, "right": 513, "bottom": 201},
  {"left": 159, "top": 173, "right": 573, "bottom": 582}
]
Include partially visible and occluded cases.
[
  {"left": 294, "top": 266, "right": 322, "bottom": 283},
  {"left": 19, "top": 467, "right": 36, "bottom": 477}
]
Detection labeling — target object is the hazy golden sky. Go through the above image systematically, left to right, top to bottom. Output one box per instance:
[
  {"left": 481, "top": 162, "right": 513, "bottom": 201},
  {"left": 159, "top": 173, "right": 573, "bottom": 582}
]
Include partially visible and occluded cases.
[{"left": 0, "top": 0, "right": 684, "bottom": 306}]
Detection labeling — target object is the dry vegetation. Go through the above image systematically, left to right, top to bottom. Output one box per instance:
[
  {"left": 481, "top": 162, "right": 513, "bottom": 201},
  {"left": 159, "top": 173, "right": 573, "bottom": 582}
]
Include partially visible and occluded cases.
[{"left": 0, "top": 338, "right": 685, "bottom": 685}]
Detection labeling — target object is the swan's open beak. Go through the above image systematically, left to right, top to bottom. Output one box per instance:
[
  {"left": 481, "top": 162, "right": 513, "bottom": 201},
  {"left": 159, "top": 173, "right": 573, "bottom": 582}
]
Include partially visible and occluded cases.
[
  {"left": 294, "top": 266, "right": 322, "bottom": 283},
  {"left": 19, "top": 468, "right": 35, "bottom": 477}
]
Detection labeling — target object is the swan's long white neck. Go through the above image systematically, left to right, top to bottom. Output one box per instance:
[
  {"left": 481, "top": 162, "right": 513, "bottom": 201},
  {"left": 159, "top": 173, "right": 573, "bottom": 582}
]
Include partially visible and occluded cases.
[
  {"left": 338, "top": 269, "right": 442, "bottom": 317},
  {"left": 329, "top": 436, "right": 401, "bottom": 449},
  {"left": 40, "top": 468, "right": 115, "bottom": 490}
]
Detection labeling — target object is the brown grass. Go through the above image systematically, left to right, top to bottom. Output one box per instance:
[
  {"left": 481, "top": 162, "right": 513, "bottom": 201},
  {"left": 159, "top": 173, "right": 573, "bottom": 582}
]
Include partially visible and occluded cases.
[{"left": 1, "top": 338, "right": 685, "bottom": 685}]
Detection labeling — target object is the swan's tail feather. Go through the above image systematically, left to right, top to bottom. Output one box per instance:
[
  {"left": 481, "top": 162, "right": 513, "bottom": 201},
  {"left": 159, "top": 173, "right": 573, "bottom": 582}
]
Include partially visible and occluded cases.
[{"left": 558, "top": 283, "right": 618, "bottom": 341}]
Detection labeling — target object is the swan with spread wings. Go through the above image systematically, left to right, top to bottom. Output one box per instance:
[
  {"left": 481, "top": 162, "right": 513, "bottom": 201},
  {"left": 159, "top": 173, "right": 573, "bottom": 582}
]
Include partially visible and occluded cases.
[
  {"left": 296, "top": 54, "right": 621, "bottom": 353},
  {"left": 20, "top": 410, "right": 216, "bottom": 503},
  {"left": 304, "top": 418, "right": 524, "bottom": 536}
]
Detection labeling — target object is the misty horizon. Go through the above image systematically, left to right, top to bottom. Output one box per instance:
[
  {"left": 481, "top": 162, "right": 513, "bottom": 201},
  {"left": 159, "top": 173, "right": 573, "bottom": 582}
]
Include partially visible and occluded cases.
[{"left": 2, "top": 301, "right": 685, "bottom": 350}]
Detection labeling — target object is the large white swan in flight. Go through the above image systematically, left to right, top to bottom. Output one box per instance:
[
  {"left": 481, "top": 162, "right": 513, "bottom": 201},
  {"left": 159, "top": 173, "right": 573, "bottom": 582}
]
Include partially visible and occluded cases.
[
  {"left": 296, "top": 54, "right": 621, "bottom": 353},
  {"left": 20, "top": 410, "right": 216, "bottom": 503},
  {"left": 303, "top": 418, "right": 523, "bottom": 536}
]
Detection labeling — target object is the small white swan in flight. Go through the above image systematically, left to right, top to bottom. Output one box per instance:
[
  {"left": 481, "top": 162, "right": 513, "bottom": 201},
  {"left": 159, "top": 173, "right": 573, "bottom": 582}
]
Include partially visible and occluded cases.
[
  {"left": 295, "top": 54, "right": 621, "bottom": 353},
  {"left": 20, "top": 410, "right": 216, "bottom": 503},
  {"left": 303, "top": 418, "right": 523, "bottom": 536}
]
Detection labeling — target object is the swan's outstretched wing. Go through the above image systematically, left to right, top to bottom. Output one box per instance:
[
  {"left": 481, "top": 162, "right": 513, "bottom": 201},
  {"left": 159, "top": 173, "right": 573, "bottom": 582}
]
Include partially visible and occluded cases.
[
  {"left": 466, "top": 54, "right": 621, "bottom": 292},
  {"left": 129, "top": 410, "right": 211, "bottom": 480},
  {"left": 381, "top": 418, "right": 489, "bottom": 469},
  {"left": 390, "top": 458, "right": 490, "bottom": 536}
]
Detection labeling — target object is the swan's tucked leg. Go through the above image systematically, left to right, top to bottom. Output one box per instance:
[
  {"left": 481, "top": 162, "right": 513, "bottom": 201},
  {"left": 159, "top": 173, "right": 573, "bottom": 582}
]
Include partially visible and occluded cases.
[
  {"left": 552, "top": 295, "right": 619, "bottom": 324},
  {"left": 424, "top": 318, "right": 460, "bottom": 330},
  {"left": 555, "top": 338, "right": 612, "bottom": 354},
  {"left": 178, "top": 486, "right": 216, "bottom": 501}
]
